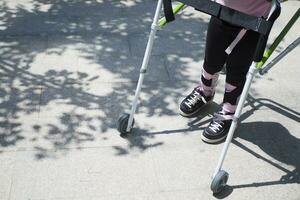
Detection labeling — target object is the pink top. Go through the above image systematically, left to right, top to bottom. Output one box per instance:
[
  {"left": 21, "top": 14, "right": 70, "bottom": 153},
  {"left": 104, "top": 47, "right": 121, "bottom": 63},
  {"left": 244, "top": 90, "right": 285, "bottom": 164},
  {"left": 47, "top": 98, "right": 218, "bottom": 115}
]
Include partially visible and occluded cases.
[{"left": 216, "top": 0, "right": 272, "bottom": 17}]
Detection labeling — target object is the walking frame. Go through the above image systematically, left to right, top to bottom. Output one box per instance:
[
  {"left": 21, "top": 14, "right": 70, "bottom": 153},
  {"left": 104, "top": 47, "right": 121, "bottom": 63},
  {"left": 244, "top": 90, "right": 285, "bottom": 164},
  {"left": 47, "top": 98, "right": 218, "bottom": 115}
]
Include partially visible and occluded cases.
[{"left": 117, "top": 0, "right": 300, "bottom": 194}]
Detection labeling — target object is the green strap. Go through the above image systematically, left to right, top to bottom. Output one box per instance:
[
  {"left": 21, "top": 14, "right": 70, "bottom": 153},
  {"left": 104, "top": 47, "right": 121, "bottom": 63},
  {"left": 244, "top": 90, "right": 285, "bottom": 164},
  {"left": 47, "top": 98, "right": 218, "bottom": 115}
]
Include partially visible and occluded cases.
[{"left": 159, "top": 3, "right": 185, "bottom": 27}]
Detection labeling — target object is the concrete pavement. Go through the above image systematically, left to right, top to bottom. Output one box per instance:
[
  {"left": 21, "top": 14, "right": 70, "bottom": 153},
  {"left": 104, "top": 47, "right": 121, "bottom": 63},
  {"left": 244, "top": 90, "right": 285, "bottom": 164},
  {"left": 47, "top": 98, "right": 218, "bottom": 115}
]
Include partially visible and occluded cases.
[{"left": 0, "top": 0, "right": 299, "bottom": 199}]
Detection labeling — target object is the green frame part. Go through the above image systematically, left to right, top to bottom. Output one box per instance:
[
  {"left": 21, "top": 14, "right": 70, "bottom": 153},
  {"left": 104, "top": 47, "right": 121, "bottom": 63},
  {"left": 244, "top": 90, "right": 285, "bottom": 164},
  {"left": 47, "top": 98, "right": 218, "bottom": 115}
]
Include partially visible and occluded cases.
[{"left": 257, "top": 8, "right": 300, "bottom": 69}]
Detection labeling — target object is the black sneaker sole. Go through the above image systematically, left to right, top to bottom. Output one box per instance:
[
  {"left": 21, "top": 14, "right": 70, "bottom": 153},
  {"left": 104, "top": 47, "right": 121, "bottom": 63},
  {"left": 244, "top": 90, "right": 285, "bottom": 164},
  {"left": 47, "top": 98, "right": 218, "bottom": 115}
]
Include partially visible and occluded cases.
[
  {"left": 178, "top": 98, "right": 214, "bottom": 117},
  {"left": 201, "top": 133, "right": 227, "bottom": 144}
]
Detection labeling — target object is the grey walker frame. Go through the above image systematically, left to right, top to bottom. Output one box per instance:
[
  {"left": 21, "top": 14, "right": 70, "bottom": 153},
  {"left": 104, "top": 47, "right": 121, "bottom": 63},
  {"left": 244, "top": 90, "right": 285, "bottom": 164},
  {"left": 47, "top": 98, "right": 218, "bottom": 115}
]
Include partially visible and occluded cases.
[
  {"left": 117, "top": 0, "right": 299, "bottom": 195},
  {"left": 124, "top": 0, "right": 163, "bottom": 134},
  {"left": 211, "top": 0, "right": 281, "bottom": 189},
  {"left": 117, "top": 1, "right": 185, "bottom": 135},
  {"left": 210, "top": 7, "right": 299, "bottom": 193}
]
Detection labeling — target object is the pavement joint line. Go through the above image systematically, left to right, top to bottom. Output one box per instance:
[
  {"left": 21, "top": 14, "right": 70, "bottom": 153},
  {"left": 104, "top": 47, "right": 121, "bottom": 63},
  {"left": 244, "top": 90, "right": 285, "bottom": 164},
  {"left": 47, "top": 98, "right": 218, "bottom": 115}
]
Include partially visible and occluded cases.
[
  {"left": 0, "top": 30, "right": 132, "bottom": 38},
  {"left": 126, "top": 35, "right": 134, "bottom": 57},
  {"left": 163, "top": 54, "right": 173, "bottom": 81},
  {"left": 38, "top": 87, "right": 44, "bottom": 117},
  {"left": 0, "top": 145, "right": 143, "bottom": 153},
  {"left": 8, "top": 176, "right": 13, "bottom": 200}
]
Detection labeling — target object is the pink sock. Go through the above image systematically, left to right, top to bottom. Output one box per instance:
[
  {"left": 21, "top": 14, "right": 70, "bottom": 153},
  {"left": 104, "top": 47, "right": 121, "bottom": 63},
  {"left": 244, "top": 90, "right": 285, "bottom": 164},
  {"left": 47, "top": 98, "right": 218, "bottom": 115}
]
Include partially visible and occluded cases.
[
  {"left": 197, "top": 68, "right": 218, "bottom": 97},
  {"left": 222, "top": 103, "right": 237, "bottom": 114}
]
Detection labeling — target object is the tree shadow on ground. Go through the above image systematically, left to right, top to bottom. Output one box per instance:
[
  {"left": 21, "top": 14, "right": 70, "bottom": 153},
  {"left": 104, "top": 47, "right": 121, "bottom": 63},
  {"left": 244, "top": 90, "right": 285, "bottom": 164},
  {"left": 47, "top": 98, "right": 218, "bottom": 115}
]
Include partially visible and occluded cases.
[{"left": 0, "top": 0, "right": 210, "bottom": 159}]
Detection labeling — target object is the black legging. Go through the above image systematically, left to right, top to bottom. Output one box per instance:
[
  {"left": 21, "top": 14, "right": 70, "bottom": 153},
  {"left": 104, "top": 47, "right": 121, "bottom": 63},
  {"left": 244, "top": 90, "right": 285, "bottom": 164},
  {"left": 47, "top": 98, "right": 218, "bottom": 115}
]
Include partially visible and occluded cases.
[{"left": 203, "top": 16, "right": 260, "bottom": 105}]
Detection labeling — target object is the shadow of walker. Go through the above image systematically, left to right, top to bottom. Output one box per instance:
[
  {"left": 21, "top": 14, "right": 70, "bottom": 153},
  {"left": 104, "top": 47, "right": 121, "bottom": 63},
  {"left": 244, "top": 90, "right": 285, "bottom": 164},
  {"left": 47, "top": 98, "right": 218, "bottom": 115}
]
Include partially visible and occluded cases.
[
  {"left": 214, "top": 94, "right": 300, "bottom": 198},
  {"left": 213, "top": 121, "right": 300, "bottom": 199},
  {"left": 218, "top": 121, "right": 300, "bottom": 197},
  {"left": 233, "top": 121, "right": 300, "bottom": 186}
]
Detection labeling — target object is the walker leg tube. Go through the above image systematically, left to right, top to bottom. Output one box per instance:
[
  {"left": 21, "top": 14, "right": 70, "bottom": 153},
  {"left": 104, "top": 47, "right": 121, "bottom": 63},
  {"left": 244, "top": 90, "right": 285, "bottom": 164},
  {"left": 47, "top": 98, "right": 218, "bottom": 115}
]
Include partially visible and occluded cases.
[
  {"left": 126, "top": 0, "right": 163, "bottom": 132},
  {"left": 260, "top": 36, "right": 300, "bottom": 75},
  {"left": 212, "top": 62, "right": 258, "bottom": 178}
]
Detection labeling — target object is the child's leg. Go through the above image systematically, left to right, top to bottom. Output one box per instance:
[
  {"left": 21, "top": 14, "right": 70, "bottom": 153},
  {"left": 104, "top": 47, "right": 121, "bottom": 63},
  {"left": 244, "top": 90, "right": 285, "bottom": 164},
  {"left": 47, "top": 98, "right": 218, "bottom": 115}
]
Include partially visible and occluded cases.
[
  {"left": 180, "top": 17, "right": 241, "bottom": 117},
  {"left": 200, "top": 17, "right": 241, "bottom": 96},
  {"left": 201, "top": 23, "right": 260, "bottom": 144},
  {"left": 222, "top": 30, "right": 260, "bottom": 113}
]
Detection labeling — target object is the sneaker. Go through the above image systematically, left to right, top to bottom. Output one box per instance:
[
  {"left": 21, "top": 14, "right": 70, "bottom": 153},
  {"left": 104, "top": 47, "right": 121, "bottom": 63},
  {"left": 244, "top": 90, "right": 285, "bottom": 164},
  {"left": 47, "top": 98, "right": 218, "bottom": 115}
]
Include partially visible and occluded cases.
[
  {"left": 179, "top": 88, "right": 214, "bottom": 117},
  {"left": 201, "top": 111, "right": 234, "bottom": 144}
]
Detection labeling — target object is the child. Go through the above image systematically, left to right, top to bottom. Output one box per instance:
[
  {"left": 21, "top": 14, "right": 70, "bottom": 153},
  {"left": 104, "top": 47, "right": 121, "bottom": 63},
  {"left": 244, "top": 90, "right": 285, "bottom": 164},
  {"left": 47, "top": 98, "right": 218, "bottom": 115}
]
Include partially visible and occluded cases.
[{"left": 179, "top": 0, "right": 272, "bottom": 143}]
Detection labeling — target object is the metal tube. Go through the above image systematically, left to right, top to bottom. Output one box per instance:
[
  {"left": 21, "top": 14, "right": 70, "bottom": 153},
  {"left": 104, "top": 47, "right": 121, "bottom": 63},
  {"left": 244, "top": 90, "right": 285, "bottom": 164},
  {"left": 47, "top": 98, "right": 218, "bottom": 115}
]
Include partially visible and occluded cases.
[
  {"left": 126, "top": 0, "right": 163, "bottom": 132},
  {"left": 259, "top": 36, "right": 300, "bottom": 75},
  {"left": 213, "top": 62, "right": 258, "bottom": 178}
]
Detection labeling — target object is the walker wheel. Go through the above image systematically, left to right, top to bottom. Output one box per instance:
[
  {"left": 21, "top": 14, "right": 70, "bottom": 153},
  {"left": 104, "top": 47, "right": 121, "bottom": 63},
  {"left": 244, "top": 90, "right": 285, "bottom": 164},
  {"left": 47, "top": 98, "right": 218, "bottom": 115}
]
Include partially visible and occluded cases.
[
  {"left": 117, "top": 113, "right": 134, "bottom": 136},
  {"left": 210, "top": 170, "right": 229, "bottom": 194}
]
